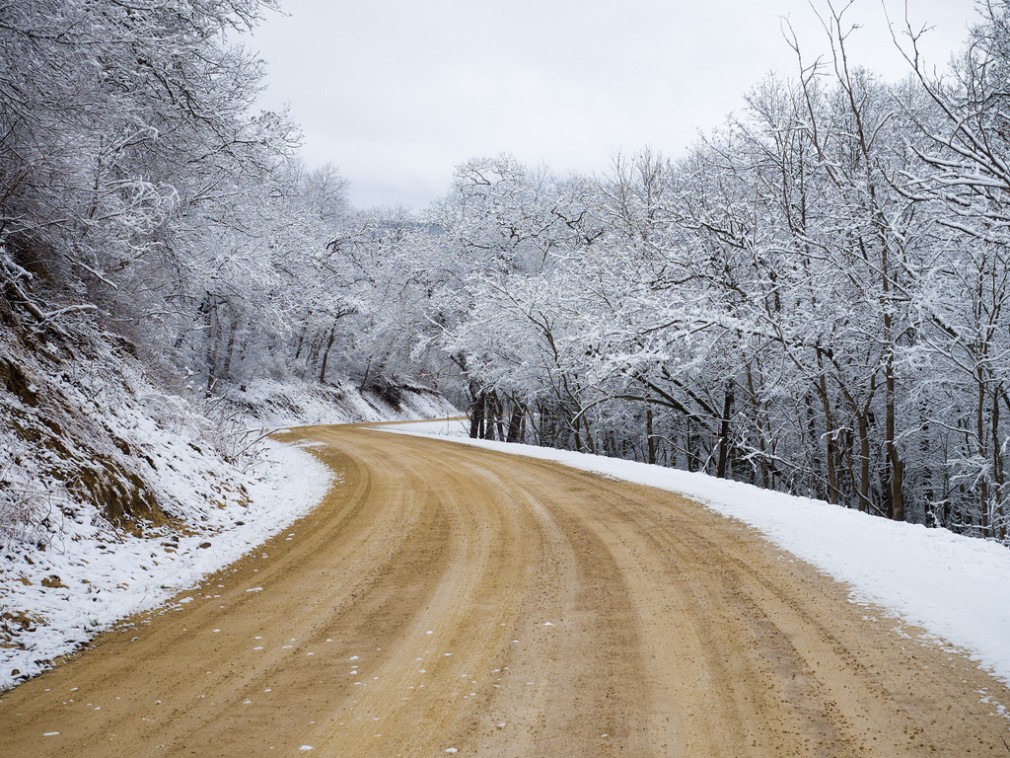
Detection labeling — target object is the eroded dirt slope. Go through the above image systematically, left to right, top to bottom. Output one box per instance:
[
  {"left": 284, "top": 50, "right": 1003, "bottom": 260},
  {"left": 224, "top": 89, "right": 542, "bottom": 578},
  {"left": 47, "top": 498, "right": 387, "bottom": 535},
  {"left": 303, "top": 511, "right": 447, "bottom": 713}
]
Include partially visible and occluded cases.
[{"left": 2, "top": 423, "right": 1009, "bottom": 757}]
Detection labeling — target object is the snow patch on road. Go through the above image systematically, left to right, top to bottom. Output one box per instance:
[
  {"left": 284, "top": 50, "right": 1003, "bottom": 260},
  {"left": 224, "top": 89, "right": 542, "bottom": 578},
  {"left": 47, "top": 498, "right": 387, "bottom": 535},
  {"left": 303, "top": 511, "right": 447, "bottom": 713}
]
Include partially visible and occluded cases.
[{"left": 379, "top": 422, "right": 1010, "bottom": 686}]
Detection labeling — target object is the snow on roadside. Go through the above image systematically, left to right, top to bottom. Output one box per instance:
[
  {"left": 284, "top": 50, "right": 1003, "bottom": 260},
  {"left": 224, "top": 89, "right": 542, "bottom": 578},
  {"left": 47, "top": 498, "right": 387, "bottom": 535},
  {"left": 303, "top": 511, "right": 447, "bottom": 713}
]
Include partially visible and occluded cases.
[
  {"left": 0, "top": 367, "right": 457, "bottom": 692},
  {"left": 225, "top": 377, "right": 458, "bottom": 428},
  {"left": 379, "top": 421, "right": 1010, "bottom": 686},
  {"left": 0, "top": 439, "right": 332, "bottom": 691}
]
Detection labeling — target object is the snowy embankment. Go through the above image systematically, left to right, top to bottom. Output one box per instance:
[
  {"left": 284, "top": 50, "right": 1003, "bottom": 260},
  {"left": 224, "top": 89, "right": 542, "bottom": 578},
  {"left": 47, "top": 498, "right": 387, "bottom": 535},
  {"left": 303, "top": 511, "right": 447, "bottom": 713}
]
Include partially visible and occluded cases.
[
  {"left": 1, "top": 373, "right": 457, "bottom": 692},
  {"left": 223, "top": 377, "right": 458, "bottom": 428},
  {"left": 380, "top": 420, "right": 1010, "bottom": 687},
  {"left": 0, "top": 440, "right": 331, "bottom": 691}
]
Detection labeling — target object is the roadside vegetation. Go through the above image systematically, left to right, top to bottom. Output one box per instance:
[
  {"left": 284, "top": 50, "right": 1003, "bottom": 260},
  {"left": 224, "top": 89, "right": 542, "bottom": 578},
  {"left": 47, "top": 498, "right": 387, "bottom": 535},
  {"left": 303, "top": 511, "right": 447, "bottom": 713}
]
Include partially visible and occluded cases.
[{"left": 4, "top": 0, "right": 1010, "bottom": 554}]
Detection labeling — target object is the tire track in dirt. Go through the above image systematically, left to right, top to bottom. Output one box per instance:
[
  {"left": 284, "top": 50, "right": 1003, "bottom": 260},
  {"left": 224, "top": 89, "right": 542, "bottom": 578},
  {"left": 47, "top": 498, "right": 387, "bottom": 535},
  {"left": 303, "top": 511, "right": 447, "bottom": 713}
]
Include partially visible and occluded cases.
[{"left": 1, "top": 423, "right": 1009, "bottom": 757}]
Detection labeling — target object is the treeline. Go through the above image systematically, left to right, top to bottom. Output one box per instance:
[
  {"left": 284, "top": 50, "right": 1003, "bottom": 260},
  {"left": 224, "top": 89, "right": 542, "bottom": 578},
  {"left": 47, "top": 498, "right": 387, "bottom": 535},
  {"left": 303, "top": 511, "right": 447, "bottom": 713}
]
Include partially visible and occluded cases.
[
  {"left": 0, "top": 0, "right": 416, "bottom": 402},
  {"left": 6, "top": 1, "right": 1010, "bottom": 543},
  {"left": 360, "top": 2, "right": 1010, "bottom": 541}
]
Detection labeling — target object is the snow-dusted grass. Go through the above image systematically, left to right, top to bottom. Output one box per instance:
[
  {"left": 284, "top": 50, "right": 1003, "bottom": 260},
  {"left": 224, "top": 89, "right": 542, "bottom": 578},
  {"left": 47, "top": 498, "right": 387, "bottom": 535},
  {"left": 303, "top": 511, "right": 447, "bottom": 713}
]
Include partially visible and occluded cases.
[
  {"left": 378, "top": 422, "right": 1010, "bottom": 687},
  {"left": 0, "top": 440, "right": 332, "bottom": 690}
]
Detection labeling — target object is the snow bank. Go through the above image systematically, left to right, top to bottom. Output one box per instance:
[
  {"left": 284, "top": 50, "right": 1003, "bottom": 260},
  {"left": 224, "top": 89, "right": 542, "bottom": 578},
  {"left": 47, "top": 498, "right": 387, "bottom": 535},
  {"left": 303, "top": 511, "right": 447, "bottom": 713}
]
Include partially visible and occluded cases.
[
  {"left": 0, "top": 347, "right": 456, "bottom": 692},
  {"left": 224, "top": 377, "right": 457, "bottom": 428},
  {"left": 379, "top": 422, "right": 1010, "bottom": 686},
  {"left": 0, "top": 439, "right": 331, "bottom": 690}
]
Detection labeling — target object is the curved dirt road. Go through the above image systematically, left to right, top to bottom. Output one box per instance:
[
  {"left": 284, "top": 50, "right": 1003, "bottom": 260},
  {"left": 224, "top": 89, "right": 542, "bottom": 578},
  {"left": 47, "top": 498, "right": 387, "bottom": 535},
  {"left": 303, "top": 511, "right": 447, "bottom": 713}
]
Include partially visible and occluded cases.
[{"left": 2, "top": 423, "right": 1009, "bottom": 757}]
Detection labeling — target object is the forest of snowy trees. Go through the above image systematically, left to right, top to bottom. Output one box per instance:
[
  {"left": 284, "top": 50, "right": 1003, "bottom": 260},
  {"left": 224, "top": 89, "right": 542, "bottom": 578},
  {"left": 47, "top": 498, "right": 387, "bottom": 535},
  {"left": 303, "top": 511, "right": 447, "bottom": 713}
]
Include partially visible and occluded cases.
[
  {"left": 4, "top": 1, "right": 1010, "bottom": 542},
  {"left": 352, "top": 1, "right": 1010, "bottom": 542}
]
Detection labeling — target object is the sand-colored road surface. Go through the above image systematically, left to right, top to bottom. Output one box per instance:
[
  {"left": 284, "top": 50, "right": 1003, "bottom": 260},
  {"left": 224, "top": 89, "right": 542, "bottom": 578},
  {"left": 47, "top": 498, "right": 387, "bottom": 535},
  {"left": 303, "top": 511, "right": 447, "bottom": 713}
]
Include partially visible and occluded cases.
[{"left": 2, "top": 423, "right": 1010, "bottom": 757}]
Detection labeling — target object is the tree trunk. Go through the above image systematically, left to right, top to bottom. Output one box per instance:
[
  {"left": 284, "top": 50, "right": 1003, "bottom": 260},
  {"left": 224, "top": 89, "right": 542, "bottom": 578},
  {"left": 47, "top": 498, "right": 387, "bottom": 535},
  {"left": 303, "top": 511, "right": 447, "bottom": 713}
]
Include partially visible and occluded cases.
[
  {"left": 201, "top": 294, "right": 218, "bottom": 398},
  {"left": 319, "top": 324, "right": 337, "bottom": 384},
  {"left": 885, "top": 363, "right": 904, "bottom": 522},
  {"left": 746, "top": 367, "right": 770, "bottom": 488},
  {"left": 816, "top": 370, "right": 839, "bottom": 505},
  {"left": 716, "top": 383, "right": 734, "bottom": 479},
  {"left": 993, "top": 386, "right": 1005, "bottom": 540},
  {"left": 482, "top": 391, "right": 498, "bottom": 440},
  {"left": 470, "top": 392, "right": 485, "bottom": 439},
  {"left": 804, "top": 392, "right": 824, "bottom": 500},
  {"left": 506, "top": 400, "right": 525, "bottom": 443},
  {"left": 646, "top": 404, "right": 657, "bottom": 465},
  {"left": 857, "top": 412, "right": 871, "bottom": 513},
  {"left": 685, "top": 417, "right": 698, "bottom": 472}
]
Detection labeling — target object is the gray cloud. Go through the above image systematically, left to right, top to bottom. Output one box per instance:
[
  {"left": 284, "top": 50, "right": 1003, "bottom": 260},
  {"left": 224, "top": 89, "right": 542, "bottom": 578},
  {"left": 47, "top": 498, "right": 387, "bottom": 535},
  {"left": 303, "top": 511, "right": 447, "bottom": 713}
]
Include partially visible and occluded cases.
[{"left": 249, "top": 0, "right": 974, "bottom": 209}]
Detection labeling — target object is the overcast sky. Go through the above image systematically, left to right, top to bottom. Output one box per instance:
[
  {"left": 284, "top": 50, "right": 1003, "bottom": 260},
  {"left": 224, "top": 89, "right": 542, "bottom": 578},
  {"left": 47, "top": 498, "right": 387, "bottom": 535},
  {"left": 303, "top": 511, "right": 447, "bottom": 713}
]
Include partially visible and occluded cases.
[{"left": 248, "top": 0, "right": 977, "bottom": 209}]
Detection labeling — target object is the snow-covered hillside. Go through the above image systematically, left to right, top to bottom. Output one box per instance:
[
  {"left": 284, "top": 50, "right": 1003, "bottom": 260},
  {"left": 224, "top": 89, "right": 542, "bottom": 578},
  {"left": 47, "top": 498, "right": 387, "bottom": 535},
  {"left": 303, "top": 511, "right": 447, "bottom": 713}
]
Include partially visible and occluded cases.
[
  {"left": 0, "top": 327, "right": 456, "bottom": 691},
  {"left": 223, "top": 376, "right": 458, "bottom": 428},
  {"left": 382, "top": 420, "right": 1010, "bottom": 690},
  {"left": 0, "top": 439, "right": 331, "bottom": 691}
]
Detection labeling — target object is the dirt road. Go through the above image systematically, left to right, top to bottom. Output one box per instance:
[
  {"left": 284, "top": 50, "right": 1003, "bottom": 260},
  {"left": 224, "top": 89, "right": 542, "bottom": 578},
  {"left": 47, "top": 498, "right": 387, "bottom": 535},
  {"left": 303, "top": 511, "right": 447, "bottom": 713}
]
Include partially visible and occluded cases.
[{"left": 2, "top": 423, "right": 1009, "bottom": 757}]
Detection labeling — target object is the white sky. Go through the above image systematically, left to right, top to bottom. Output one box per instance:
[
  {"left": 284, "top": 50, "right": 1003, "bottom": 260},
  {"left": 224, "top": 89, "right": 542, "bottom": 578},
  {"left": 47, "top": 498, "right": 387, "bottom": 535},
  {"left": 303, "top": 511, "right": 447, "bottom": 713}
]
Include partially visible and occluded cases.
[{"left": 248, "top": 0, "right": 977, "bottom": 209}]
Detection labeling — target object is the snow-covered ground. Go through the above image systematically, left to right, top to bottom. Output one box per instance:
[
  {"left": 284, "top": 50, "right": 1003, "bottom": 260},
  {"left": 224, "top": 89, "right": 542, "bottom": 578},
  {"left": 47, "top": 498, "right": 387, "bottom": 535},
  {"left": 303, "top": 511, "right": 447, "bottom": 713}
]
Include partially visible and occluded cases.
[
  {"left": 1, "top": 377, "right": 458, "bottom": 692},
  {"left": 224, "top": 377, "right": 458, "bottom": 428},
  {"left": 12, "top": 404, "right": 1004, "bottom": 700},
  {"left": 379, "top": 420, "right": 1010, "bottom": 688},
  {"left": 0, "top": 440, "right": 332, "bottom": 690}
]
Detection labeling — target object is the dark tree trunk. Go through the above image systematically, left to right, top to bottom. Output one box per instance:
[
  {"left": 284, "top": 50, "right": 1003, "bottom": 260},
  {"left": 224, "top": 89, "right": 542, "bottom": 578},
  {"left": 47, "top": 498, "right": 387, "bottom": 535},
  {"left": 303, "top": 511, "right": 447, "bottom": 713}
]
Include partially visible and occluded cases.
[
  {"left": 200, "top": 294, "right": 218, "bottom": 399},
  {"left": 319, "top": 325, "right": 337, "bottom": 384},
  {"left": 716, "top": 384, "right": 735, "bottom": 479},
  {"left": 470, "top": 392, "right": 485, "bottom": 439},
  {"left": 506, "top": 400, "right": 525, "bottom": 443},
  {"left": 646, "top": 404, "right": 657, "bottom": 465}
]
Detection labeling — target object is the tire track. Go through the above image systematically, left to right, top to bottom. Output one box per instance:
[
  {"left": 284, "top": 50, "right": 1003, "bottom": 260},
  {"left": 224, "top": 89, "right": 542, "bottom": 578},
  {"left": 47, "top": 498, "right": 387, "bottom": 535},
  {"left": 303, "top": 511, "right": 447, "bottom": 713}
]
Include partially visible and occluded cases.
[{"left": 1, "top": 425, "right": 1008, "bottom": 757}]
